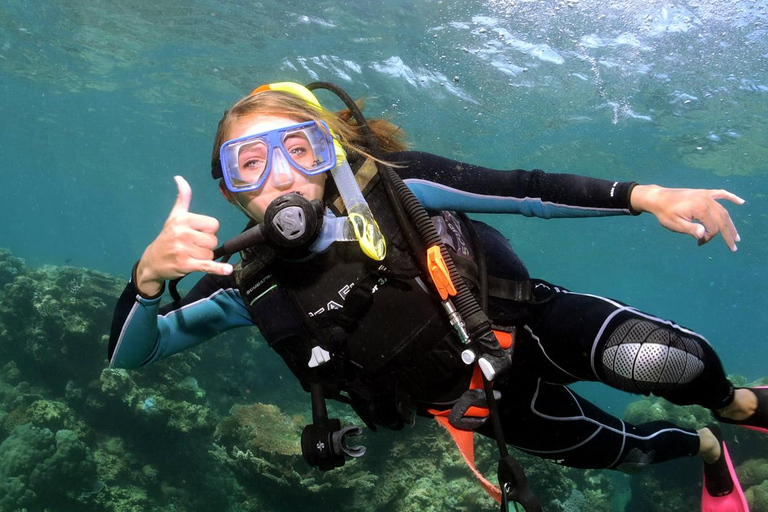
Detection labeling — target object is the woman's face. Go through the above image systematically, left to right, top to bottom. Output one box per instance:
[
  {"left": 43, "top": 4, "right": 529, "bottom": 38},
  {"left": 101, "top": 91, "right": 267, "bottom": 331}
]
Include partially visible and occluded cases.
[{"left": 222, "top": 114, "right": 327, "bottom": 222}]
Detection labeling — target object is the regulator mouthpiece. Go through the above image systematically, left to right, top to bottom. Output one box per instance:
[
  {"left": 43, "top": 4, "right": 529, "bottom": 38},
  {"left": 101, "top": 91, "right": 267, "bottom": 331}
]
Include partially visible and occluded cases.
[{"left": 263, "top": 193, "right": 324, "bottom": 249}]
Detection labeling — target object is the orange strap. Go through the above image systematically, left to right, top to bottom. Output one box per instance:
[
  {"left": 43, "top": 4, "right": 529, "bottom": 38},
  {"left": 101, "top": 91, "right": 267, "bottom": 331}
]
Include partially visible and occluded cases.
[
  {"left": 426, "top": 330, "right": 514, "bottom": 504},
  {"left": 428, "top": 366, "right": 501, "bottom": 503},
  {"left": 434, "top": 415, "right": 502, "bottom": 504}
]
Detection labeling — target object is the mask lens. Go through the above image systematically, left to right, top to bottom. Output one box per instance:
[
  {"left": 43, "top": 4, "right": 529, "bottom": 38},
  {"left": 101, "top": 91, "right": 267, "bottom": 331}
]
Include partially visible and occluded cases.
[
  {"left": 281, "top": 125, "right": 333, "bottom": 174},
  {"left": 234, "top": 139, "right": 269, "bottom": 187}
]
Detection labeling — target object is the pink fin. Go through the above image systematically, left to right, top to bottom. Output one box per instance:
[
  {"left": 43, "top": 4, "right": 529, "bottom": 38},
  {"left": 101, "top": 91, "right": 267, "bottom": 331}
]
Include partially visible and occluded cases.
[{"left": 701, "top": 443, "right": 750, "bottom": 512}]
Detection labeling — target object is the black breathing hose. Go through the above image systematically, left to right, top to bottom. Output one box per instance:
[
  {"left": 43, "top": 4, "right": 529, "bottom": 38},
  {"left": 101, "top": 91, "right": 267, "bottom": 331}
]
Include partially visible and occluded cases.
[{"left": 212, "top": 223, "right": 266, "bottom": 260}]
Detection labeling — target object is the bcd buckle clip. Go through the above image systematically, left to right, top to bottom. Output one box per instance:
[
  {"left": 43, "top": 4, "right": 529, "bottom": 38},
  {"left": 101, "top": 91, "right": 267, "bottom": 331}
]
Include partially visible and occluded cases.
[{"left": 447, "top": 388, "right": 502, "bottom": 431}]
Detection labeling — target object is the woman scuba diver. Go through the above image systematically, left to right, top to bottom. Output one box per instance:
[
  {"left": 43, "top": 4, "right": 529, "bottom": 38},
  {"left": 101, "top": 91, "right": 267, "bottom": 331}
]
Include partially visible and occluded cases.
[{"left": 109, "top": 81, "right": 762, "bottom": 512}]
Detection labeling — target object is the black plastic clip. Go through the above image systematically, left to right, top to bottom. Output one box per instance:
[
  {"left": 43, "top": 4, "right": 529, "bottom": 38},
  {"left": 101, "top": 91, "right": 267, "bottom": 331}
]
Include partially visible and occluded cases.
[
  {"left": 302, "top": 383, "right": 367, "bottom": 471},
  {"left": 447, "top": 388, "right": 502, "bottom": 431}
]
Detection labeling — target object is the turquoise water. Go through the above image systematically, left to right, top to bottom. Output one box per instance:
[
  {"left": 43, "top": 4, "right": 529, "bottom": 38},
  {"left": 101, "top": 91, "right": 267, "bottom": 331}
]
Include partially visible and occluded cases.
[{"left": 1, "top": 0, "right": 767, "bottom": 510}]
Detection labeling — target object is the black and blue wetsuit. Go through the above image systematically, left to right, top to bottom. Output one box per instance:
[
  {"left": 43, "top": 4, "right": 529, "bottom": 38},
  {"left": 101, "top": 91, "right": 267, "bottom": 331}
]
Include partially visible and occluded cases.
[{"left": 109, "top": 152, "right": 733, "bottom": 472}]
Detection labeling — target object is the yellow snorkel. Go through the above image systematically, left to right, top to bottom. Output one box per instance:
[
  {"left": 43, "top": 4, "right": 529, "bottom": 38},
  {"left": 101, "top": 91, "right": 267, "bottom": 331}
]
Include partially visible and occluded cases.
[{"left": 251, "top": 82, "right": 386, "bottom": 261}]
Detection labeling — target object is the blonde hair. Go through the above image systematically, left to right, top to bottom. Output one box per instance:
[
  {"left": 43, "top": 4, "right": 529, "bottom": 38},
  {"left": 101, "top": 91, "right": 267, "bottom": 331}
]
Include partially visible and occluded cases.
[{"left": 211, "top": 90, "right": 407, "bottom": 176}]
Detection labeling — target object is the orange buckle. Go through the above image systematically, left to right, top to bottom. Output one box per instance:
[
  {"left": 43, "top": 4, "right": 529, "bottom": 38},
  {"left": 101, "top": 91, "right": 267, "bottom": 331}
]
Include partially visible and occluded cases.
[{"left": 426, "top": 246, "right": 457, "bottom": 300}]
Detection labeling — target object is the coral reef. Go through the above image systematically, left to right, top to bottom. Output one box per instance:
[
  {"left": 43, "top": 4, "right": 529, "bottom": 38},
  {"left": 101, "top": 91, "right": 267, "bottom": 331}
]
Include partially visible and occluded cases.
[
  {"left": 0, "top": 249, "right": 25, "bottom": 289},
  {"left": 0, "top": 251, "right": 125, "bottom": 393},
  {"left": 0, "top": 251, "right": 233, "bottom": 511},
  {"left": 92, "top": 365, "right": 218, "bottom": 435},
  {"left": 624, "top": 395, "right": 712, "bottom": 431},
  {"left": 212, "top": 401, "right": 380, "bottom": 510},
  {"left": 215, "top": 402, "right": 305, "bottom": 456},
  {"left": 0, "top": 423, "right": 98, "bottom": 511},
  {"left": 740, "top": 458, "right": 768, "bottom": 488},
  {"left": 746, "top": 480, "right": 768, "bottom": 512}
]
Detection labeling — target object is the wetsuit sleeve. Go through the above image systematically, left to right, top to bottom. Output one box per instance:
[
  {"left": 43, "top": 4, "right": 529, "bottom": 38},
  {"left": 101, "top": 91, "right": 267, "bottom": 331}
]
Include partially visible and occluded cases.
[
  {"left": 386, "top": 151, "right": 638, "bottom": 218},
  {"left": 107, "top": 271, "right": 253, "bottom": 369}
]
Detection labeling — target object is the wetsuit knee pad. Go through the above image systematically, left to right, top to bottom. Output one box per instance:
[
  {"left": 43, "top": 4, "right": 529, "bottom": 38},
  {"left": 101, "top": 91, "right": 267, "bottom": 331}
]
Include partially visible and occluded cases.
[
  {"left": 599, "top": 318, "right": 706, "bottom": 394},
  {"left": 614, "top": 447, "right": 654, "bottom": 473}
]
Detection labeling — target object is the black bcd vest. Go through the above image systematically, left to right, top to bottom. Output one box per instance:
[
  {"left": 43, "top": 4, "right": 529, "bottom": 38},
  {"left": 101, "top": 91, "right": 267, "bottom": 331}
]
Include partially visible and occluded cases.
[{"left": 234, "top": 161, "right": 479, "bottom": 429}]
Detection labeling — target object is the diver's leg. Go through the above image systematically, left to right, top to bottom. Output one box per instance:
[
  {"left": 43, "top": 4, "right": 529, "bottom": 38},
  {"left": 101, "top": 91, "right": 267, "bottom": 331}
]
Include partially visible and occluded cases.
[
  {"left": 522, "top": 284, "right": 735, "bottom": 410},
  {"left": 504, "top": 287, "right": 752, "bottom": 508},
  {"left": 481, "top": 376, "right": 700, "bottom": 470},
  {"left": 481, "top": 377, "right": 748, "bottom": 508},
  {"left": 716, "top": 388, "right": 758, "bottom": 421}
]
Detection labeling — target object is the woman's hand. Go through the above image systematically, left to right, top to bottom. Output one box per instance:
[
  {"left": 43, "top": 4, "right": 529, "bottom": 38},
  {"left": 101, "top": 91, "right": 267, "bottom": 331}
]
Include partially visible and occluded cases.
[
  {"left": 135, "top": 176, "right": 233, "bottom": 296},
  {"left": 630, "top": 184, "right": 745, "bottom": 252}
]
